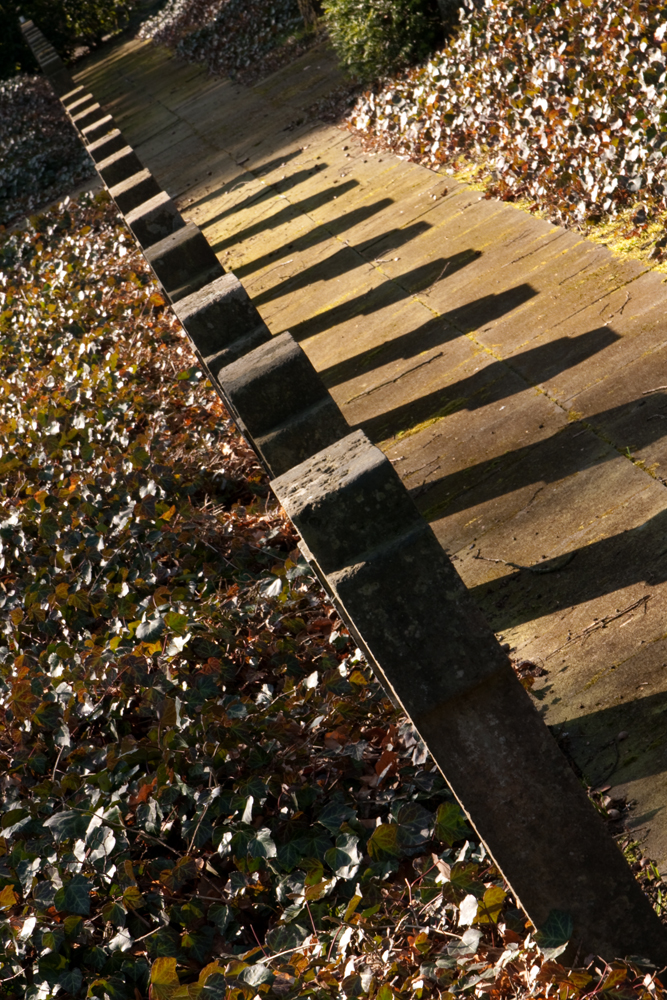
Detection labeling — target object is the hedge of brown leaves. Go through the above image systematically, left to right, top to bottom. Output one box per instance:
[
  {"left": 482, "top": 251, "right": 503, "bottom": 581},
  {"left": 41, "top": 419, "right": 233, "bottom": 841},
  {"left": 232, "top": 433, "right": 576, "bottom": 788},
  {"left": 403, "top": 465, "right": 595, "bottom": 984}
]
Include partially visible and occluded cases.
[
  {"left": 138, "top": 0, "right": 310, "bottom": 85},
  {"left": 348, "top": 0, "right": 667, "bottom": 234},
  {"left": 0, "top": 74, "right": 95, "bottom": 230},
  {"left": 0, "top": 190, "right": 664, "bottom": 997}
]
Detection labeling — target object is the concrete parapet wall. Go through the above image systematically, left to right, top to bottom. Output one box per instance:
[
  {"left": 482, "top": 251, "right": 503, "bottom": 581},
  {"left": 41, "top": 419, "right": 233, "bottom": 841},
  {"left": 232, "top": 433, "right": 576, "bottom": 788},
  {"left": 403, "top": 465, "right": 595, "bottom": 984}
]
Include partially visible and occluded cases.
[
  {"left": 19, "top": 17, "right": 667, "bottom": 965},
  {"left": 82, "top": 115, "right": 116, "bottom": 144},
  {"left": 87, "top": 130, "right": 128, "bottom": 164},
  {"left": 124, "top": 191, "right": 185, "bottom": 249},
  {"left": 272, "top": 431, "right": 667, "bottom": 959}
]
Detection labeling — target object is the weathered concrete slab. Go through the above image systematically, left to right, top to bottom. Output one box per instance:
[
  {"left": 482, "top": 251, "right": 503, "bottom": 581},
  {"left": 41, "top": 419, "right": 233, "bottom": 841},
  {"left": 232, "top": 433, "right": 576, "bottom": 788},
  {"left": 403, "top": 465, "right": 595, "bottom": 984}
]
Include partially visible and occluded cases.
[
  {"left": 74, "top": 35, "right": 667, "bottom": 874},
  {"left": 66, "top": 93, "right": 97, "bottom": 116},
  {"left": 71, "top": 102, "right": 104, "bottom": 132},
  {"left": 82, "top": 115, "right": 116, "bottom": 144},
  {"left": 87, "top": 129, "right": 127, "bottom": 163},
  {"left": 97, "top": 146, "right": 145, "bottom": 188},
  {"left": 171, "top": 272, "right": 272, "bottom": 379},
  {"left": 218, "top": 331, "right": 348, "bottom": 476}
]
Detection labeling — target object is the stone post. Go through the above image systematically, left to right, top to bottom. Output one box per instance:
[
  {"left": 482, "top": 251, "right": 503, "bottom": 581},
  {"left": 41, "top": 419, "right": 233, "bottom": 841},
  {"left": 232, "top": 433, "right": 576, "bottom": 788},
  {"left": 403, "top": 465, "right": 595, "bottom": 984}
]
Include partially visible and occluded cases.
[
  {"left": 144, "top": 222, "right": 225, "bottom": 303},
  {"left": 271, "top": 430, "right": 667, "bottom": 963}
]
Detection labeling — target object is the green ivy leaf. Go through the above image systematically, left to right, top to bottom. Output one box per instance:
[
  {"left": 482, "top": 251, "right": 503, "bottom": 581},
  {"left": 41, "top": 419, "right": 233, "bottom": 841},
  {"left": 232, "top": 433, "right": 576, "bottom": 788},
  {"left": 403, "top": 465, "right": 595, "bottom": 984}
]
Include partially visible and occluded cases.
[
  {"left": 39, "top": 511, "right": 59, "bottom": 543},
  {"left": 164, "top": 611, "right": 190, "bottom": 635},
  {"left": 136, "top": 615, "right": 165, "bottom": 641},
  {"left": 32, "top": 700, "right": 62, "bottom": 729},
  {"left": 317, "top": 799, "right": 356, "bottom": 833},
  {"left": 434, "top": 801, "right": 472, "bottom": 847},
  {"left": 395, "top": 802, "right": 432, "bottom": 851},
  {"left": 43, "top": 809, "right": 87, "bottom": 842},
  {"left": 367, "top": 823, "right": 399, "bottom": 860},
  {"left": 248, "top": 827, "right": 277, "bottom": 858},
  {"left": 277, "top": 837, "right": 309, "bottom": 871},
  {"left": 160, "top": 856, "right": 197, "bottom": 891},
  {"left": 445, "top": 862, "right": 485, "bottom": 902},
  {"left": 59, "top": 875, "right": 91, "bottom": 916},
  {"left": 476, "top": 885, "right": 507, "bottom": 925},
  {"left": 102, "top": 900, "right": 126, "bottom": 927},
  {"left": 208, "top": 903, "right": 231, "bottom": 934},
  {"left": 535, "top": 909, "right": 574, "bottom": 950},
  {"left": 265, "top": 922, "right": 309, "bottom": 954},
  {"left": 241, "top": 964, "right": 274, "bottom": 987},
  {"left": 59, "top": 966, "right": 83, "bottom": 993},
  {"left": 201, "top": 972, "right": 228, "bottom": 1000}
]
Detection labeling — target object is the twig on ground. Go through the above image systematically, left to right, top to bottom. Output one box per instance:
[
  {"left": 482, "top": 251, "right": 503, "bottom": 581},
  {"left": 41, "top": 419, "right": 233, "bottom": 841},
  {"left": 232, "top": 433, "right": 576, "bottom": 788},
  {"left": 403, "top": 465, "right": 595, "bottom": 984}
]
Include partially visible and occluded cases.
[
  {"left": 473, "top": 549, "right": 576, "bottom": 575},
  {"left": 546, "top": 594, "right": 651, "bottom": 660}
]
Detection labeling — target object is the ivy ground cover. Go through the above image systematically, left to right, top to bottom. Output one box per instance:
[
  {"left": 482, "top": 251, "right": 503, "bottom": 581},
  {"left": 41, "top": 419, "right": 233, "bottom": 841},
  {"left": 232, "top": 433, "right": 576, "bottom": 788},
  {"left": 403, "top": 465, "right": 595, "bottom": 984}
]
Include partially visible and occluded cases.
[
  {"left": 138, "top": 0, "right": 313, "bottom": 86},
  {"left": 348, "top": 0, "right": 667, "bottom": 257},
  {"left": 0, "top": 189, "right": 664, "bottom": 999}
]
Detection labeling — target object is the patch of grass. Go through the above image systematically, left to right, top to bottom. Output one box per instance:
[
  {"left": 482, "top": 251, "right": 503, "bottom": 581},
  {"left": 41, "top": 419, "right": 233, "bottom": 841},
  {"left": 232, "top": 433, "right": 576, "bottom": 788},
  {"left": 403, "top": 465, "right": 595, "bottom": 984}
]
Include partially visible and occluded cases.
[{"left": 393, "top": 395, "right": 467, "bottom": 441}]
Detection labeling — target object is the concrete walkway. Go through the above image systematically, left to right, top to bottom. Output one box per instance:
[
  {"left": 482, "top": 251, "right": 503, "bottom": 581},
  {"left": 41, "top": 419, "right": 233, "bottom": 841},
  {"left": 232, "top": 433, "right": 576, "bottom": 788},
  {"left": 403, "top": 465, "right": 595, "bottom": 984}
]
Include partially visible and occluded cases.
[{"left": 76, "top": 37, "right": 667, "bottom": 868}]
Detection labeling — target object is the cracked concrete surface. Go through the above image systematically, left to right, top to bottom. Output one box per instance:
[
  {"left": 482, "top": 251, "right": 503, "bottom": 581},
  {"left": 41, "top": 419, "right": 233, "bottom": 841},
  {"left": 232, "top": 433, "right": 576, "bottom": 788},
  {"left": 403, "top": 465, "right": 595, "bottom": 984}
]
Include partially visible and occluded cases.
[{"left": 76, "top": 35, "right": 667, "bottom": 866}]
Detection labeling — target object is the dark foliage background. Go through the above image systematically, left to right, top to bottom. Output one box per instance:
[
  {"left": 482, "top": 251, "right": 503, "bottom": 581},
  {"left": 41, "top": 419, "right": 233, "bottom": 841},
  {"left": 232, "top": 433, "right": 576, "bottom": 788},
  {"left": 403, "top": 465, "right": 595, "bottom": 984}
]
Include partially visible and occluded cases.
[
  {"left": 0, "top": 0, "right": 136, "bottom": 80},
  {"left": 138, "top": 0, "right": 317, "bottom": 85},
  {"left": 322, "top": 0, "right": 457, "bottom": 80},
  {"left": 349, "top": 0, "right": 667, "bottom": 240},
  {"left": 0, "top": 74, "right": 95, "bottom": 229}
]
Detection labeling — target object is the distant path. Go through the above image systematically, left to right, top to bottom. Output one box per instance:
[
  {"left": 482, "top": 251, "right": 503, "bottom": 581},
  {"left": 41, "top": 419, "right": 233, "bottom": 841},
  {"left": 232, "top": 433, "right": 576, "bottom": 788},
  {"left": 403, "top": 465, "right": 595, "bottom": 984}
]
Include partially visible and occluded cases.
[{"left": 77, "top": 36, "right": 667, "bottom": 866}]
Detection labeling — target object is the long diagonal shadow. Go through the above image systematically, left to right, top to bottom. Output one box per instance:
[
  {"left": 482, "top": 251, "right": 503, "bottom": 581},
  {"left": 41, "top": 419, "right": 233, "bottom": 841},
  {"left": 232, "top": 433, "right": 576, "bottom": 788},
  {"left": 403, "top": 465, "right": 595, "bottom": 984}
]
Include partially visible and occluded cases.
[
  {"left": 185, "top": 148, "right": 303, "bottom": 212},
  {"left": 253, "top": 149, "right": 304, "bottom": 177},
  {"left": 205, "top": 167, "right": 321, "bottom": 230},
  {"left": 208, "top": 180, "right": 360, "bottom": 255},
  {"left": 236, "top": 198, "right": 395, "bottom": 280},
  {"left": 252, "top": 221, "right": 433, "bottom": 306},
  {"left": 287, "top": 252, "right": 493, "bottom": 343},
  {"left": 320, "top": 283, "right": 538, "bottom": 387},
  {"left": 358, "top": 327, "right": 620, "bottom": 441},
  {"left": 414, "top": 391, "right": 666, "bottom": 523},
  {"left": 468, "top": 497, "right": 667, "bottom": 633},
  {"left": 538, "top": 690, "right": 667, "bottom": 790}
]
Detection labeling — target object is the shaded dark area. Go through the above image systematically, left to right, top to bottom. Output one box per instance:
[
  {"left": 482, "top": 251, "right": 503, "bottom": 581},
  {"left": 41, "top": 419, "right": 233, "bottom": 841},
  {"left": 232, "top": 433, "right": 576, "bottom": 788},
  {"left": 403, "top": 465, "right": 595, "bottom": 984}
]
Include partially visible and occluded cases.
[
  {"left": 1, "top": 0, "right": 143, "bottom": 78},
  {"left": 2, "top": 2, "right": 70, "bottom": 77},
  {"left": 0, "top": 75, "right": 95, "bottom": 227},
  {"left": 209, "top": 179, "right": 359, "bottom": 254},
  {"left": 236, "top": 197, "right": 395, "bottom": 279},
  {"left": 253, "top": 219, "right": 433, "bottom": 305},
  {"left": 287, "top": 252, "right": 493, "bottom": 342},
  {"left": 319, "top": 282, "right": 538, "bottom": 387},
  {"left": 358, "top": 326, "right": 619, "bottom": 441},
  {"left": 415, "top": 389, "right": 667, "bottom": 523},
  {"left": 470, "top": 500, "right": 667, "bottom": 632},
  {"left": 543, "top": 685, "right": 667, "bottom": 788}
]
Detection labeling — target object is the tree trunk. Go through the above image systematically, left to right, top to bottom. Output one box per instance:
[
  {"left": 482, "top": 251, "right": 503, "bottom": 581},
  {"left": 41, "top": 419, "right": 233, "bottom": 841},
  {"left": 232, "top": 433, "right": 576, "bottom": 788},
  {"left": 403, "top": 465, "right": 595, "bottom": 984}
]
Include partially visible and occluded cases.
[{"left": 297, "top": 0, "right": 323, "bottom": 28}]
